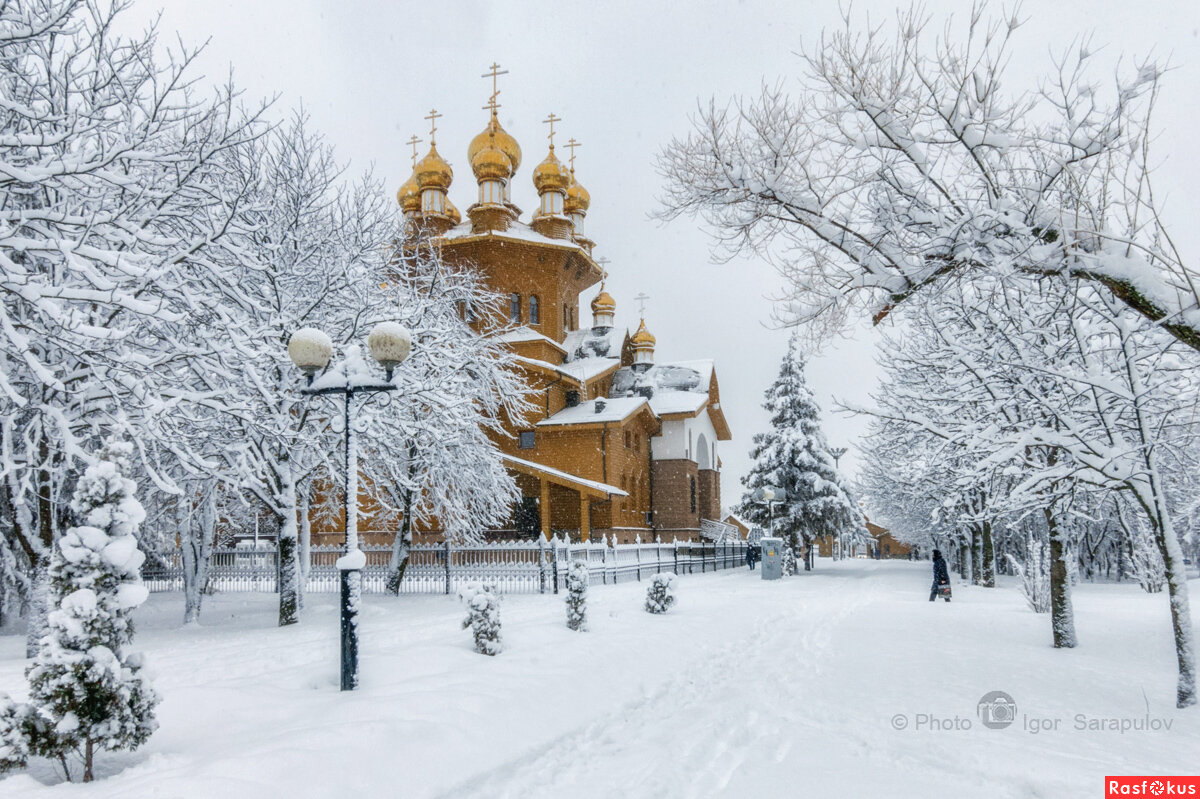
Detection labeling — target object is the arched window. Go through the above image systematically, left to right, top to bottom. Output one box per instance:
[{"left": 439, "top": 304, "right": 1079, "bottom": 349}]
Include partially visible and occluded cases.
[
  {"left": 509, "top": 293, "right": 520, "bottom": 324},
  {"left": 530, "top": 295, "right": 540, "bottom": 325}
]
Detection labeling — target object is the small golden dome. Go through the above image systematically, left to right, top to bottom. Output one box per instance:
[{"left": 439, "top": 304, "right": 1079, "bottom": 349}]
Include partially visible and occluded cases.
[
  {"left": 469, "top": 115, "right": 522, "bottom": 175},
  {"left": 471, "top": 139, "right": 513, "bottom": 183},
  {"left": 415, "top": 143, "right": 453, "bottom": 190},
  {"left": 533, "top": 147, "right": 570, "bottom": 194},
  {"left": 397, "top": 171, "right": 420, "bottom": 214},
  {"left": 565, "top": 176, "right": 591, "bottom": 214},
  {"left": 446, "top": 196, "right": 462, "bottom": 225},
  {"left": 591, "top": 288, "right": 615, "bottom": 313},
  {"left": 631, "top": 319, "right": 656, "bottom": 347}
]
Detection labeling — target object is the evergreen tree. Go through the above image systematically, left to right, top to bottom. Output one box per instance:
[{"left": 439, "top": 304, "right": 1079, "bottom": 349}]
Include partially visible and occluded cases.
[
  {"left": 737, "top": 332, "right": 865, "bottom": 570},
  {"left": 21, "top": 439, "right": 159, "bottom": 782},
  {"left": 565, "top": 561, "right": 589, "bottom": 631},
  {"left": 644, "top": 574, "right": 677, "bottom": 614},
  {"left": 459, "top": 583, "right": 503, "bottom": 656}
]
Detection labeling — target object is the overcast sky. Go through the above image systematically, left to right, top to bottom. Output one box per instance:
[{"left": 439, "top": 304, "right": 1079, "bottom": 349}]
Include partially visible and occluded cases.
[{"left": 120, "top": 0, "right": 1200, "bottom": 507}]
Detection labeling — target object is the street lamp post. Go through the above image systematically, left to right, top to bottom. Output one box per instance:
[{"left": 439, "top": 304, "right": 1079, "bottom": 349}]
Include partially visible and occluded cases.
[
  {"left": 288, "top": 322, "right": 412, "bottom": 691},
  {"left": 826, "top": 446, "right": 848, "bottom": 560}
]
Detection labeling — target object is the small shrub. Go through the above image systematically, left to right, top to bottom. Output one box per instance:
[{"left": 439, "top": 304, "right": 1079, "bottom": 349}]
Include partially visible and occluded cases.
[
  {"left": 782, "top": 547, "right": 797, "bottom": 576},
  {"left": 565, "top": 560, "right": 589, "bottom": 631},
  {"left": 644, "top": 573, "right": 677, "bottom": 614},
  {"left": 459, "top": 582, "right": 503, "bottom": 656}
]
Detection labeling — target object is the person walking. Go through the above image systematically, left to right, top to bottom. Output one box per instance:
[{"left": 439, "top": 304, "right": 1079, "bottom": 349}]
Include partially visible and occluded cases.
[
  {"left": 746, "top": 542, "right": 759, "bottom": 571},
  {"left": 930, "top": 549, "right": 951, "bottom": 602}
]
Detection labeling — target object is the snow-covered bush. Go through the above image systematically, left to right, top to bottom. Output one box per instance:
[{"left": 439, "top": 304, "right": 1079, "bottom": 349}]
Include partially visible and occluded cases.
[
  {"left": 20, "top": 440, "right": 159, "bottom": 782},
  {"left": 1007, "top": 544, "right": 1051, "bottom": 614},
  {"left": 782, "top": 547, "right": 797, "bottom": 577},
  {"left": 565, "top": 560, "right": 589, "bottom": 631},
  {"left": 644, "top": 573, "right": 677, "bottom": 614},
  {"left": 460, "top": 583, "right": 503, "bottom": 656},
  {"left": 0, "top": 697, "right": 32, "bottom": 773}
]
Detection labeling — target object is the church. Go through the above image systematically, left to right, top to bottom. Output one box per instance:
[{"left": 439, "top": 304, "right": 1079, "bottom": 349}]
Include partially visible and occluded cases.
[{"left": 394, "top": 67, "right": 732, "bottom": 544}]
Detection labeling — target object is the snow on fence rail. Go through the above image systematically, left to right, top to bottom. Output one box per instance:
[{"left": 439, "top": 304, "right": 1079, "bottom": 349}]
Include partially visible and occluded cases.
[{"left": 140, "top": 538, "right": 750, "bottom": 596}]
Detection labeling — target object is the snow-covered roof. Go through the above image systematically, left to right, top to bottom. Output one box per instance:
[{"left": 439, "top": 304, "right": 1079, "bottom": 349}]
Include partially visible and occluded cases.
[
  {"left": 439, "top": 220, "right": 586, "bottom": 252},
  {"left": 563, "top": 326, "right": 619, "bottom": 361},
  {"left": 498, "top": 327, "right": 568, "bottom": 354},
  {"left": 513, "top": 356, "right": 581, "bottom": 384},
  {"left": 558, "top": 357, "right": 620, "bottom": 383},
  {"left": 649, "top": 391, "right": 707, "bottom": 416},
  {"left": 538, "top": 396, "right": 649, "bottom": 426},
  {"left": 501, "top": 454, "right": 627, "bottom": 497}
]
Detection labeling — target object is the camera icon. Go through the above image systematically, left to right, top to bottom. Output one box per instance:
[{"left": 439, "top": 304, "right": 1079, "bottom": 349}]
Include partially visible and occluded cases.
[{"left": 977, "top": 691, "right": 1017, "bottom": 729}]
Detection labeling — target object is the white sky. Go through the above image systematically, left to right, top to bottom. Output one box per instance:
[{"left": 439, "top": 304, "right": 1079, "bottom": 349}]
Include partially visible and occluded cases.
[{"left": 122, "top": 0, "right": 1200, "bottom": 506}]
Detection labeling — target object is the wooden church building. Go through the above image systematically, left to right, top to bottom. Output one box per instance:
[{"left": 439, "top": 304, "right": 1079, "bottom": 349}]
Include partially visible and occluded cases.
[{"left": 393, "top": 70, "right": 731, "bottom": 543}]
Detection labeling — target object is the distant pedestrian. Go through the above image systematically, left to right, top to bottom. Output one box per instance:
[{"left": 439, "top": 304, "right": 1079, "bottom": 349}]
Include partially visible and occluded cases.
[
  {"left": 746, "top": 543, "right": 759, "bottom": 570},
  {"left": 930, "top": 549, "right": 951, "bottom": 602}
]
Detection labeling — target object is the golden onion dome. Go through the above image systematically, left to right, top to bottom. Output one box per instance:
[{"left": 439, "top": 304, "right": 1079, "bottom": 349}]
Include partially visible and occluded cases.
[
  {"left": 468, "top": 115, "right": 522, "bottom": 175},
  {"left": 471, "top": 139, "right": 513, "bottom": 182},
  {"left": 415, "top": 144, "right": 453, "bottom": 190},
  {"left": 533, "top": 147, "right": 570, "bottom": 194},
  {"left": 397, "top": 171, "right": 421, "bottom": 214},
  {"left": 565, "top": 176, "right": 591, "bottom": 214},
  {"left": 446, "top": 196, "right": 462, "bottom": 225},
  {"left": 590, "top": 288, "right": 616, "bottom": 313},
  {"left": 631, "top": 319, "right": 656, "bottom": 347}
]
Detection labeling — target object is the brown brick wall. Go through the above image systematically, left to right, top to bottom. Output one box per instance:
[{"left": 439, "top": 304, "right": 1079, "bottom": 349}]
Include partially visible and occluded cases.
[
  {"left": 652, "top": 459, "right": 699, "bottom": 533},
  {"left": 697, "top": 468, "right": 720, "bottom": 522}
]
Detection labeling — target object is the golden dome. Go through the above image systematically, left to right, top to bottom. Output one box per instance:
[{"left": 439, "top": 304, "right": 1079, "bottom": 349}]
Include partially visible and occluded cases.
[
  {"left": 469, "top": 114, "right": 522, "bottom": 175},
  {"left": 471, "top": 139, "right": 513, "bottom": 182},
  {"left": 415, "top": 144, "right": 453, "bottom": 190},
  {"left": 533, "top": 147, "right": 570, "bottom": 194},
  {"left": 397, "top": 171, "right": 420, "bottom": 214},
  {"left": 565, "top": 176, "right": 591, "bottom": 214},
  {"left": 446, "top": 196, "right": 462, "bottom": 225},
  {"left": 591, "top": 288, "right": 615, "bottom": 313},
  {"left": 631, "top": 319, "right": 656, "bottom": 347}
]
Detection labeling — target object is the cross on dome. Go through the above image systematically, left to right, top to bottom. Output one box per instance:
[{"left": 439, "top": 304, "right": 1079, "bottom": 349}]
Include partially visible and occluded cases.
[
  {"left": 481, "top": 62, "right": 508, "bottom": 113},
  {"left": 424, "top": 108, "right": 442, "bottom": 145},
  {"left": 542, "top": 113, "right": 561, "bottom": 149},
  {"left": 406, "top": 135, "right": 422, "bottom": 167},
  {"left": 566, "top": 137, "right": 581, "bottom": 174},
  {"left": 634, "top": 292, "right": 650, "bottom": 318}
]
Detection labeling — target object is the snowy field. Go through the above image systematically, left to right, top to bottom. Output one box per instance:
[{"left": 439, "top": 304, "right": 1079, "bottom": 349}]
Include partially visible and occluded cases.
[{"left": 1, "top": 559, "right": 1197, "bottom": 799}]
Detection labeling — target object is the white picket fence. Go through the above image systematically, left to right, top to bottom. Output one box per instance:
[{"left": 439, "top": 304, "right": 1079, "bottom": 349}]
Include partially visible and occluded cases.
[{"left": 141, "top": 537, "right": 751, "bottom": 596}]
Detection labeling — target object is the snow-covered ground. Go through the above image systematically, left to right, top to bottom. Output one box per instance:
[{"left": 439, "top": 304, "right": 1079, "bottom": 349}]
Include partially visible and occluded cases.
[{"left": 1, "top": 559, "right": 1197, "bottom": 798}]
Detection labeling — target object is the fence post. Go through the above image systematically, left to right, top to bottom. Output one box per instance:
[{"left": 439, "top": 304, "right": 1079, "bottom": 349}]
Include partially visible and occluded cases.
[
  {"left": 444, "top": 538, "right": 452, "bottom": 595},
  {"left": 539, "top": 538, "right": 547, "bottom": 595},
  {"left": 673, "top": 539, "right": 680, "bottom": 576},
  {"left": 552, "top": 543, "right": 561, "bottom": 594},
  {"left": 636, "top": 543, "right": 642, "bottom": 582}
]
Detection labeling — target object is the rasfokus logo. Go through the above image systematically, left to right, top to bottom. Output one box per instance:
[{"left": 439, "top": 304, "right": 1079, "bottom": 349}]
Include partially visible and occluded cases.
[{"left": 1106, "top": 776, "right": 1200, "bottom": 796}]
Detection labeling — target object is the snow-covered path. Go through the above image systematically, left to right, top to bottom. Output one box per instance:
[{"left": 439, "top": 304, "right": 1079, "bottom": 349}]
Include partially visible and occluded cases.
[{"left": 1, "top": 559, "right": 1196, "bottom": 798}]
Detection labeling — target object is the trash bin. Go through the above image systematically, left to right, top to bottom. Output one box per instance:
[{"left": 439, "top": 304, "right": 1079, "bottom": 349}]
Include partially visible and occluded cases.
[{"left": 761, "top": 537, "right": 783, "bottom": 580}]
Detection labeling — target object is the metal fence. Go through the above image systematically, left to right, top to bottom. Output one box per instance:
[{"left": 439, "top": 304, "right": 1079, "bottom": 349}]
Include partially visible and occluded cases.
[{"left": 141, "top": 537, "right": 751, "bottom": 596}]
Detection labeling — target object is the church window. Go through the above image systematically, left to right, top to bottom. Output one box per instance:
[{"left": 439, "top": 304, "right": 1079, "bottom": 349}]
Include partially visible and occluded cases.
[
  {"left": 509, "top": 293, "right": 520, "bottom": 324},
  {"left": 530, "top": 295, "right": 540, "bottom": 325},
  {"left": 624, "top": 430, "right": 631, "bottom": 449},
  {"left": 519, "top": 431, "right": 535, "bottom": 449},
  {"left": 689, "top": 475, "right": 697, "bottom": 514}
]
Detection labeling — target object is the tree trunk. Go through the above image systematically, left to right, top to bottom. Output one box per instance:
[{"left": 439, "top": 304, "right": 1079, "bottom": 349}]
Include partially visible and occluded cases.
[
  {"left": 27, "top": 439, "right": 55, "bottom": 656},
  {"left": 278, "top": 472, "right": 300, "bottom": 627},
  {"left": 385, "top": 490, "right": 415, "bottom": 595},
  {"left": 181, "top": 491, "right": 215, "bottom": 625},
  {"left": 299, "top": 492, "right": 311, "bottom": 608},
  {"left": 1046, "top": 509, "right": 1077, "bottom": 648},
  {"left": 980, "top": 521, "right": 996, "bottom": 587},
  {"left": 971, "top": 527, "right": 983, "bottom": 586},
  {"left": 958, "top": 541, "right": 972, "bottom": 583},
  {"left": 25, "top": 562, "right": 48, "bottom": 657},
  {"left": 84, "top": 737, "right": 93, "bottom": 783}
]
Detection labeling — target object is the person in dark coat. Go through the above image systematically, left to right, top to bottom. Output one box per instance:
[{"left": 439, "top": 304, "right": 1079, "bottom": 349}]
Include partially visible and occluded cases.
[
  {"left": 746, "top": 542, "right": 760, "bottom": 570},
  {"left": 930, "top": 549, "right": 951, "bottom": 602}
]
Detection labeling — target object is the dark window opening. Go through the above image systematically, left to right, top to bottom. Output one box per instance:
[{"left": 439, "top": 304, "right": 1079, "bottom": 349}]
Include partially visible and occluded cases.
[
  {"left": 510, "top": 293, "right": 520, "bottom": 324},
  {"left": 530, "top": 295, "right": 540, "bottom": 325},
  {"left": 565, "top": 390, "right": 580, "bottom": 408},
  {"left": 519, "top": 430, "right": 536, "bottom": 449},
  {"left": 689, "top": 476, "right": 697, "bottom": 513}
]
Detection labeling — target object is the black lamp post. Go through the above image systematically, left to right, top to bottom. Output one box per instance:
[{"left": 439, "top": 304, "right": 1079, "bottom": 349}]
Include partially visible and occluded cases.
[{"left": 288, "top": 322, "right": 412, "bottom": 691}]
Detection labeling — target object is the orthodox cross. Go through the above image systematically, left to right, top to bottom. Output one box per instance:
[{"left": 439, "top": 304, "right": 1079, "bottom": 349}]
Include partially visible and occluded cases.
[
  {"left": 482, "top": 62, "right": 507, "bottom": 112},
  {"left": 424, "top": 108, "right": 442, "bottom": 145},
  {"left": 542, "top": 113, "right": 561, "bottom": 148},
  {"left": 406, "top": 135, "right": 422, "bottom": 167},
  {"left": 566, "top": 137, "right": 581, "bottom": 173},
  {"left": 596, "top": 256, "right": 610, "bottom": 285},
  {"left": 634, "top": 292, "right": 650, "bottom": 318}
]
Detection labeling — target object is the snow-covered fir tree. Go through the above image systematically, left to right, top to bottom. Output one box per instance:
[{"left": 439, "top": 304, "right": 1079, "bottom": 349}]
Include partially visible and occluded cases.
[
  {"left": 737, "top": 332, "right": 865, "bottom": 570},
  {"left": 19, "top": 439, "right": 158, "bottom": 782},
  {"left": 781, "top": 546, "right": 797, "bottom": 577},
  {"left": 565, "top": 560, "right": 589, "bottom": 632},
  {"left": 644, "top": 573, "right": 677, "bottom": 614},
  {"left": 460, "top": 583, "right": 503, "bottom": 656}
]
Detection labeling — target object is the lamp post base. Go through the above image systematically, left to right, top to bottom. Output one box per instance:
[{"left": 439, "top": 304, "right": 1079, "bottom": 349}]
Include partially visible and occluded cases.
[{"left": 340, "top": 569, "right": 360, "bottom": 691}]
